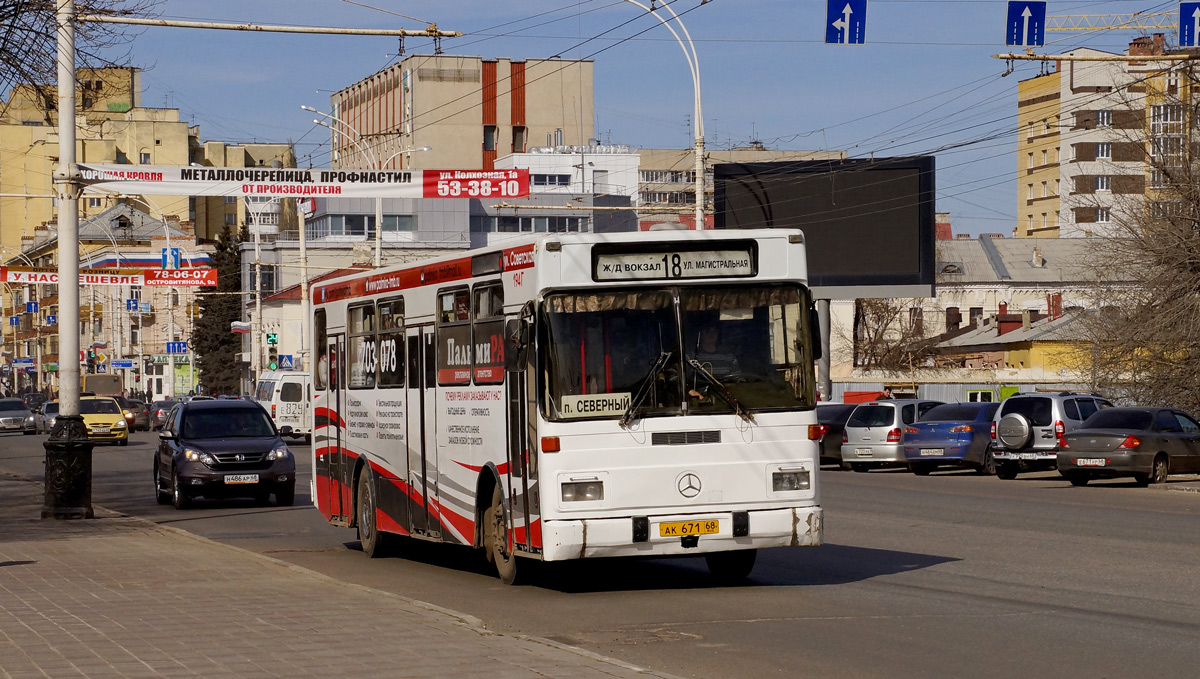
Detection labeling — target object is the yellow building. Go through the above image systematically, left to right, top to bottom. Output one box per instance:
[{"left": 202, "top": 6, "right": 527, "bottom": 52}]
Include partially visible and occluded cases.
[
  {"left": 1, "top": 67, "right": 293, "bottom": 247},
  {"left": 1016, "top": 68, "right": 1063, "bottom": 237}
]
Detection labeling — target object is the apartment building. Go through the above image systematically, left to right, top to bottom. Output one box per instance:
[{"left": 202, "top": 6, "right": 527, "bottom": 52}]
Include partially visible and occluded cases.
[{"left": 1015, "top": 35, "right": 1183, "bottom": 239}]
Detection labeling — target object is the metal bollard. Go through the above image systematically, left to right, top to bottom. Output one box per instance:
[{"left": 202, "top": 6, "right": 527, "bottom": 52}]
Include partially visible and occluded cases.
[{"left": 42, "top": 415, "right": 94, "bottom": 520}]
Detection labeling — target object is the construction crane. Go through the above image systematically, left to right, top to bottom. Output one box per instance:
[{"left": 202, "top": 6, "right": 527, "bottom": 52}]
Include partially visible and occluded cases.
[{"left": 1047, "top": 11, "right": 1176, "bottom": 32}]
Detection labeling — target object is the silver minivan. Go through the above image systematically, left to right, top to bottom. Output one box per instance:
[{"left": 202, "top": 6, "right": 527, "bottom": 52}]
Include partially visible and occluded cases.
[{"left": 840, "top": 399, "right": 943, "bottom": 472}]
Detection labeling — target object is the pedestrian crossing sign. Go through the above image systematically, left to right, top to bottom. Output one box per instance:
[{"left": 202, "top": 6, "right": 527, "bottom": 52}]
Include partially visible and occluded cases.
[{"left": 279, "top": 355, "right": 294, "bottom": 370}]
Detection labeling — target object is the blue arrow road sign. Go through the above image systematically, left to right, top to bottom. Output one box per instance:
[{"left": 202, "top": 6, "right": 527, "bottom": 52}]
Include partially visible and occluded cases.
[
  {"left": 825, "top": 0, "right": 866, "bottom": 45},
  {"left": 1006, "top": 1, "right": 1046, "bottom": 47},
  {"left": 1182, "top": 3, "right": 1200, "bottom": 47},
  {"left": 161, "top": 247, "right": 181, "bottom": 270},
  {"left": 126, "top": 298, "right": 139, "bottom": 311},
  {"left": 25, "top": 301, "right": 38, "bottom": 314},
  {"left": 46, "top": 315, "right": 56, "bottom": 325},
  {"left": 8, "top": 316, "right": 18, "bottom": 326},
  {"left": 166, "top": 341, "right": 188, "bottom": 354},
  {"left": 279, "top": 355, "right": 294, "bottom": 370},
  {"left": 13, "top": 358, "right": 34, "bottom": 366},
  {"left": 111, "top": 359, "right": 136, "bottom": 369}
]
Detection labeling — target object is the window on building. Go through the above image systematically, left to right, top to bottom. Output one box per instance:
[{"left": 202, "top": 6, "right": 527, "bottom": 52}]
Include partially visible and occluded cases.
[
  {"left": 1151, "top": 103, "right": 1185, "bottom": 188},
  {"left": 1097, "top": 109, "right": 1112, "bottom": 127},
  {"left": 1027, "top": 122, "right": 1034, "bottom": 139},
  {"left": 483, "top": 125, "right": 497, "bottom": 152},
  {"left": 512, "top": 126, "right": 527, "bottom": 153},
  {"left": 1097, "top": 142, "right": 1112, "bottom": 159},
  {"left": 1041, "top": 150, "right": 1047, "bottom": 165},
  {"left": 115, "top": 151, "right": 127, "bottom": 164},
  {"left": 139, "top": 152, "right": 150, "bottom": 164},
  {"left": 1028, "top": 152, "right": 1034, "bottom": 169},
  {"left": 531, "top": 174, "right": 571, "bottom": 186},
  {"left": 1096, "top": 175, "right": 1110, "bottom": 191},
  {"left": 1055, "top": 179, "right": 1060, "bottom": 195},
  {"left": 1041, "top": 181, "right": 1048, "bottom": 197},
  {"left": 1028, "top": 184, "right": 1034, "bottom": 199},
  {"left": 224, "top": 196, "right": 237, "bottom": 204},
  {"left": 87, "top": 197, "right": 102, "bottom": 208},
  {"left": 1097, "top": 208, "right": 1111, "bottom": 223},
  {"left": 224, "top": 213, "right": 236, "bottom": 226},
  {"left": 1042, "top": 213, "right": 1048, "bottom": 228},
  {"left": 382, "top": 215, "right": 415, "bottom": 232},
  {"left": 1028, "top": 215, "right": 1034, "bottom": 231},
  {"left": 908, "top": 307, "right": 923, "bottom": 335},
  {"left": 969, "top": 307, "right": 983, "bottom": 323},
  {"left": 130, "top": 325, "right": 139, "bottom": 346}
]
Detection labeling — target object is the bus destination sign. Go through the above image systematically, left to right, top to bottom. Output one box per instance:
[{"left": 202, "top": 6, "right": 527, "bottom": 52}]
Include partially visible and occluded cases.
[{"left": 594, "top": 249, "right": 754, "bottom": 281}]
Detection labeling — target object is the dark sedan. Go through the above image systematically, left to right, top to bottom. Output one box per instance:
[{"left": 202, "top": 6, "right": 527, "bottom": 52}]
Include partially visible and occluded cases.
[
  {"left": 0, "top": 398, "right": 36, "bottom": 435},
  {"left": 127, "top": 399, "right": 152, "bottom": 432},
  {"left": 149, "top": 400, "right": 178, "bottom": 430},
  {"left": 153, "top": 400, "right": 296, "bottom": 509},
  {"left": 904, "top": 402, "right": 1000, "bottom": 475},
  {"left": 817, "top": 403, "right": 857, "bottom": 469},
  {"left": 1058, "top": 407, "right": 1200, "bottom": 486}
]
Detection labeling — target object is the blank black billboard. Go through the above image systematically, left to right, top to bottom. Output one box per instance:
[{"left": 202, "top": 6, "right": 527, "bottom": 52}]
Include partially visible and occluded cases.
[{"left": 714, "top": 156, "right": 935, "bottom": 298}]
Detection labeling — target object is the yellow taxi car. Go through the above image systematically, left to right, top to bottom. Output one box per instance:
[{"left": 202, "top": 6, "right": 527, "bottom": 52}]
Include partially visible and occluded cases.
[{"left": 80, "top": 396, "right": 129, "bottom": 445}]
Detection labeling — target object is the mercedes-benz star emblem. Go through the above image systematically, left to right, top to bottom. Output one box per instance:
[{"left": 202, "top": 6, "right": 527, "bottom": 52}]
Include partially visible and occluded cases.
[{"left": 677, "top": 472, "right": 702, "bottom": 498}]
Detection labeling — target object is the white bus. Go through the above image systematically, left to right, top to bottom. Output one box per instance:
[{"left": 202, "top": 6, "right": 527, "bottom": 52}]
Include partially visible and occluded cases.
[{"left": 311, "top": 229, "right": 824, "bottom": 583}]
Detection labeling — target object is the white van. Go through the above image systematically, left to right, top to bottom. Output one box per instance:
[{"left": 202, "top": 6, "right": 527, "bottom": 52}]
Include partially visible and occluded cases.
[{"left": 254, "top": 371, "right": 311, "bottom": 442}]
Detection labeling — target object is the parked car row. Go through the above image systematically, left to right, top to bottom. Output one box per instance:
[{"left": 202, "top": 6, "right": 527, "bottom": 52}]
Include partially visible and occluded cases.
[{"left": 820, "top": 391, "right": 1200, "bottom": 487}]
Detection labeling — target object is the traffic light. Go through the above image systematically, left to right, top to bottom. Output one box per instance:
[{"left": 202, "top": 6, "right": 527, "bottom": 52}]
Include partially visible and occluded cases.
[
  {"left": 268, "top": 345, "right": 279, "bottom": 371},
  {"left": 86, "top": 350, "right": 96, "bottom": 374}
]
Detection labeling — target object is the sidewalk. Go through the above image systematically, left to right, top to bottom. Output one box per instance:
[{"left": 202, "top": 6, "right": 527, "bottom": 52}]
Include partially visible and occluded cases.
[{"left": 0, "top": 475, "right": 679, "bottom": 679}]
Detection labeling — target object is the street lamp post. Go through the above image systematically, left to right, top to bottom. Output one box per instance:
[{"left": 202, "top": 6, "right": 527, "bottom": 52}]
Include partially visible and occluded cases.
[{"left": 621, "top": 0, "right": 705, "bottom": 227}]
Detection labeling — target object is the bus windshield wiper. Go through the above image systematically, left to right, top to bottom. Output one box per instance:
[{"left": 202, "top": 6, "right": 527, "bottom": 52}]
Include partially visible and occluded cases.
[
  {"left": 620, "top": 351, "right": 674, "bottom": 428},
  {"left": 688, "top": 359, "right": 754, "bottom": 422}
]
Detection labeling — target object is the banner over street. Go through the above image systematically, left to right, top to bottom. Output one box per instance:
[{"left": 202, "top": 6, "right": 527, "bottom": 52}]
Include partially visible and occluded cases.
[{"left": 77, "top": 164, "right": 530, "bottom": 200}]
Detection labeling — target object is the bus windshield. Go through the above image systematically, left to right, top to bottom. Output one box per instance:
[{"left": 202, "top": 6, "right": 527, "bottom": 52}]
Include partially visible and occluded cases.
[{"left": 542, "top": 285, "right": 815, "bottom": 421}]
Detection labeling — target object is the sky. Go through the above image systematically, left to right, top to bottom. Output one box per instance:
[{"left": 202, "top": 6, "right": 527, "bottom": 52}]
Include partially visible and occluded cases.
[{"left": 85, "top": 0, "right": 1182, "bottom": 237}]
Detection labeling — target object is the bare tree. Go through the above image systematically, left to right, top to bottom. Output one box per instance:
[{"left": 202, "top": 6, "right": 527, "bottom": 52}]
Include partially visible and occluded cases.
[
  {"left": 0, "top": 1, "right": 160, "bottom": 122},
  {"left": 1071, "top": 60, "right": 1200, "bottom": 411},
  {"left": 850, "top": 298, "right": 944, "bottom": 372}
]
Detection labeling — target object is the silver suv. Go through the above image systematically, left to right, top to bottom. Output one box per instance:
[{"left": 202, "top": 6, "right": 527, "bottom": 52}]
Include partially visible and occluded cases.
[
  {"left": 991, "top": 392, "right": 1113, "bottom": 480},
  {"left": 841, "top": 399, "right": 943, "bottom": 472}
]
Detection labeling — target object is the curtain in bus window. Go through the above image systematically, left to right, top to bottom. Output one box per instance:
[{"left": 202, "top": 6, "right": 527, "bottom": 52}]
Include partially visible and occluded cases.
[
  {"left": 474, "top": 285, "right": 504, "bottom": 384},
  {"left": 680, "top": 286, "right": 815, "bottom": 413},
  {"left": 543, "top": 291, "right": 681, "bottom": 420},
  {"left": 377, "top": 298, "right": 405, "bottom": 388},
  {"left": 348, "top": 305, "right": 377, "bottom": 389}
]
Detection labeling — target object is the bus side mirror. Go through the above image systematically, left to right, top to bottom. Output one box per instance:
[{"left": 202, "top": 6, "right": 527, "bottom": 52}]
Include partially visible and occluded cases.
[
  {"left": 809, "top": 307, "right": 823, "bottom": 361},
  {"left": 505, "top": 318, "right": 530, "bottom": 372}
]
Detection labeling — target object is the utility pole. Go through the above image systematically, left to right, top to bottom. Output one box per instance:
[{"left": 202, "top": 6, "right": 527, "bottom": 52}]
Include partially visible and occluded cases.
[{"left": 44, "top": 0, "right": 93, "bottom": 520}]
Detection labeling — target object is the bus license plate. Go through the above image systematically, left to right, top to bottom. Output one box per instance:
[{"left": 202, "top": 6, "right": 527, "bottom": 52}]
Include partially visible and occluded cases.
[
  {"left": 920, "top": 448, "right": 945, "bottom": 456},
  {"left": 225, "top": 474, "right": 260, "bottom": 484},
  {"left": 659, "top": 520, "right": 719, "bottom": 537}
]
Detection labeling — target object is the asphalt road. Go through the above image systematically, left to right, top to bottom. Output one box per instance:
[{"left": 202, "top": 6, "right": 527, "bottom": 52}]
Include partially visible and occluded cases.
[{"left": 4, "top": 430, "right": 1199, "bottom": 679}]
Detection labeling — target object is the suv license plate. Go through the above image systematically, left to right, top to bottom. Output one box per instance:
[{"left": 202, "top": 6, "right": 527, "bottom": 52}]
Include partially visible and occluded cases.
[
  {"left": 855, "top": 448, "right": 873, "bottom": 457},
  {"left": 920, "top": 448, "right": 945, "bottom": 456},
  {"left": 1017, "top": 453, "right": 1039, "bottom": 460},
  {"left": 1077, "top": 458, "right": 1107, "bottom": 467},
  {"left": 225, "top": 474, "right": 260, "bottom": 484},
  {"left": 659, "top": 520, "right": 718, "bottom": 537}
]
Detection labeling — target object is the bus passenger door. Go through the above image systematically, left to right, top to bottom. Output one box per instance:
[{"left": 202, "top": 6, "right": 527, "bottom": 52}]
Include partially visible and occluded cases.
[
  {"left": 405, "top": 326, "right": 438, "bottom": 537},
  {"left": 327, "top": 335, "right": 351, "bottom": 524},
  {"left": 506, "top": 351, "right": 534, "bottom": 550}
]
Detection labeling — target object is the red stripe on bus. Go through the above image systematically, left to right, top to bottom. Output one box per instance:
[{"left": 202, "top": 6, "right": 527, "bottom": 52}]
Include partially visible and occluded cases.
[
  {"left": 313, "top": 243, "right": 537, "bottom": 305},
  {"left": 314, "top": 407, "right": 345, "bottom": 429},
  {"left": 452, "top": 459, "right": 510, "bottom": 476},
  {"left": 375, "top": 508, "right": 410, "bottom": 536}
]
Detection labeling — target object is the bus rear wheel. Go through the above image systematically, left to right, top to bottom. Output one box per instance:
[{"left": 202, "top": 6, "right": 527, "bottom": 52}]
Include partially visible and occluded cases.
[
  {"left": 486, "top": 486, "right": 519, "bottom": 585},
  {"left": 705, "top": 549, "right": 757, "bottom": 583}
]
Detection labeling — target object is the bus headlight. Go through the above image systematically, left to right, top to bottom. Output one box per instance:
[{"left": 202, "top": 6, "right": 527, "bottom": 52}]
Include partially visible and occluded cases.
[
  {"left": 772, "top": 470, "right": 810, "bottom": 492},
  {"left": 561, "top": 481, "right": 604, "bottom": 502}
]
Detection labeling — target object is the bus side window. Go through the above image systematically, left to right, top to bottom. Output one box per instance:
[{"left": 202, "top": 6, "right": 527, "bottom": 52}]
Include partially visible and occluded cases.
[
  {"left": 473, "top": 284, "right": 504, "bottom": 385},
  {"left": 437, "top": 288, "right": 472, "bottom": 386},
  {"left": 378, "top": 297, "right": 405, "bottom": 388},
  {"left": 348, "top": 304, "right": 377, "bottom": 389},
  {"left": 314, "top": 309, "right": 328, "bottom": 390}
]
